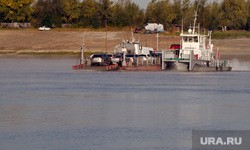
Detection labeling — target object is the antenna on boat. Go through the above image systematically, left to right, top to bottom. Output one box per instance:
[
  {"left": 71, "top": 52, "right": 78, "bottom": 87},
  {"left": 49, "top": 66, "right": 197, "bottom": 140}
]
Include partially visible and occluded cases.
[
  {"left": 193, "top": 10, "right": 198, "bottom": 34},
  {"left": 181, "top": 15, "right": 184, "bottom": 34},
  {"left": 198, "top": 23, "right": 200, "bottom": 35}
]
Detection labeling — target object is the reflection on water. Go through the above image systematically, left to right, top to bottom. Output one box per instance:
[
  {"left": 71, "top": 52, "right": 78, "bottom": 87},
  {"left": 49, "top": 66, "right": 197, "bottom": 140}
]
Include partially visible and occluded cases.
[{"left": 0, "top": 56, "right": 250, "bottom": 150}]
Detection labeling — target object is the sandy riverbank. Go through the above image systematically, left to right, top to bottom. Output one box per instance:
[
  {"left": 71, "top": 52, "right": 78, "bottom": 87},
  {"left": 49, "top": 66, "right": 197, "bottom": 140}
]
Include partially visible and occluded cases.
[{"left": 0, "top": 30, "right": 250, "bottom": 61}]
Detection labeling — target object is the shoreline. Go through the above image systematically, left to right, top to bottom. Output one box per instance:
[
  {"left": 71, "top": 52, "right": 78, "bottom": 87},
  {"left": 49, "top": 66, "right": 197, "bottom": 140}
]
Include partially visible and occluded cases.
[
  {"left": 0, "top": 30, "right": 250, "bottom": 61},
  {"left": 0, "top": 50, "right": 80, "bottom": 55},
  {"left": 1, "top": 50, "right": 250, "bottom": 62}
]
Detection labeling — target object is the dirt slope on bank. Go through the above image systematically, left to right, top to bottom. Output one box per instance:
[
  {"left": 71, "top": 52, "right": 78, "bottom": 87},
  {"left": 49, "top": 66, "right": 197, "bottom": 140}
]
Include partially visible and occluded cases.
[{"left": 0, "top": 30, "right": 249, "bottom": 61}]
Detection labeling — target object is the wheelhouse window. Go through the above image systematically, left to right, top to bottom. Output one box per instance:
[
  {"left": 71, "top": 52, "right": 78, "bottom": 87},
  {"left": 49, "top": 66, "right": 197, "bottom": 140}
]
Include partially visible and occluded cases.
[
  {"left": 183, "top": 36, "right": 198, "bottom": 43},
  {"left": 194, "top": 36, "right": 198, "bottom": 42}
]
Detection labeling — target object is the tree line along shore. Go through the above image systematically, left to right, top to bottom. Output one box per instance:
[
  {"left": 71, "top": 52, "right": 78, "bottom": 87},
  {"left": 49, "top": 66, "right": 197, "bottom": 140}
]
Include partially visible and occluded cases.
[{"left": 0, "top": 0, "right": 250, "bottom": 31}]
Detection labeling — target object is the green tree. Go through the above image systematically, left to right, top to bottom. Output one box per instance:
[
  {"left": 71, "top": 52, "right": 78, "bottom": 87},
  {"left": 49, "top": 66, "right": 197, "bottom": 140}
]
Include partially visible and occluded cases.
[
  {"left": 0, "top": 0, "right": 34, "bottom": 23},
  {"left": 32, "top": 0, "right": 55, "bottom": 27},
  {"left": 52, "top": 0, "right": 64, "bottom": 27},
  {"left": 61, "top": 0, "right": 80, "bottom": 23},
  {"left": 78, "top": 0, "right": 97, "bottom": 27},
  {"left": 97, "top": 0, "right": 113, "bottom": 27},
  {"left": 110, "top": 0, "right": 144, "bottom": 28},
  {"left": 124, "top": 0, "right": 140, "bottom": 27},
  {"left": 145, "top": 0, "right": 157, "bottom": 23},
  {"left": 146, "top": 0, "right": 175, "bottom": 29},
  {"left": 173, "top": 0, "right": 182, "bottom": 25},
  {"left": 182, "top": 0, "right": 191, "bottom": 17},
  {"left": 216, "top": 0, "right": 247, "bottom": 30},
  {"left": 246, "top": 0, "right": 250, "bottom": 30},
  {"left": 111, "top": 1, "right": 126, "bottom": 27},
  {"left": 206, "top": 1, "right": 220, "bottom": 29},
  {"left": 183, "top": 5, "right": 196, "bottom": 30},
  {"left": 136, "top": 9, "right": 146, "bottom": 28}
]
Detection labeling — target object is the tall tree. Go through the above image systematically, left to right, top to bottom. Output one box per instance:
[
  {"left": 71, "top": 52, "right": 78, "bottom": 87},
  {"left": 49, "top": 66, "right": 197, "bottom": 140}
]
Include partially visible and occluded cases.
[
  {"left": 0, "top": 0, "right": 34, "bottom": 23},
  {"left": 32, "top": 0, "right": 55, "bottom": 27},
  {"left": 52, "top": 0, "right": 64, "bottom": 27},
  {"left": 61, "top": 0, "right": 80, "bottom": 23},
  {"left": 79, "top": 0, "right": 97, "bottom": 27},
  {"left": 98, "top": 0, "right": 113, "bottom": 27},
  {"left": 145, "top": 0, "right": 157, "bottom": 23},
  {"left": 146, "top": 0, "right": 175, "bottom": 29},
  {"left": 173, "top": 0, "right": 182, "bottom": 25},
  {"left": 181, "top": 0, "right": 191, "bottom": 17},
  {"left": 216, "top": 0, "right": 247, "bottom": 30},
  {"left": 246, "top": 0, "right": 250, "bottom": 30},
  {"left": 111, "top": 1, "right": 126, "bottom": 27},
  {"left": 124, "top": 1, "right": 140, "bottom": 27},
  {"left": 207, "top": 1, "right": 220, "bottom": 29},
  {"left": 136, "top": 9, "right": 146, "bottom": 28}
]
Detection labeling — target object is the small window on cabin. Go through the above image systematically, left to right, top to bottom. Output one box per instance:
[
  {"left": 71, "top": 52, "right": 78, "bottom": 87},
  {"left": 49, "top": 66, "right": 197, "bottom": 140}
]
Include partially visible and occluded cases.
[
  {"left": 194, "top": 36, "right": 198, "bottom": 42},
  {"left": 183, "top": 37, "right": 188, "bottom": 42},
  {"left": 188, "top": 37, "right": 192, "bottom": 42}
]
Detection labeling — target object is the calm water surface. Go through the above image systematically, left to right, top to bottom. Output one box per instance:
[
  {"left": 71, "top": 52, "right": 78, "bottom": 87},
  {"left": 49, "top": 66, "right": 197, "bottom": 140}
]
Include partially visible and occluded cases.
[{"left": 0, "top": 56, "right": 250, "bottom": 150}]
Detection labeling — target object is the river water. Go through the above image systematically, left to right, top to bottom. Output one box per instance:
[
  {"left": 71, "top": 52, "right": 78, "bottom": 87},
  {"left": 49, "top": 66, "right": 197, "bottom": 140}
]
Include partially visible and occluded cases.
[{"left": 0, "top": 56, "right": 250, "bottom": 150}]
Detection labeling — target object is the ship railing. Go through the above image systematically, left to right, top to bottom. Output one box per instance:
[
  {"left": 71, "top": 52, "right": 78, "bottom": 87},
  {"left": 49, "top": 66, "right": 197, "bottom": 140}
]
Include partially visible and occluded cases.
[{"left": 135, "top": 57, "right": 161, "bottom": 66}]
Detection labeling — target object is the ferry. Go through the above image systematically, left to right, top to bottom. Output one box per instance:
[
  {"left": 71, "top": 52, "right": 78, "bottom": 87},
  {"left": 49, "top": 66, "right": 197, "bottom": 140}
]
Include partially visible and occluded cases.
[{"left": 162, "top": 12, "right": 232, "bottom": 71}]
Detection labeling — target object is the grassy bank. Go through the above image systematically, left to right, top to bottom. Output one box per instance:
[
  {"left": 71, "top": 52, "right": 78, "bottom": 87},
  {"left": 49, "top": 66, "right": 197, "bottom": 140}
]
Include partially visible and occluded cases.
[
  {"left": 0, "top": 26, "right": 132, "bottom": 32},
  {"left": 1, "top": 26, "right": 249, "bottom": 39},
  {"left": 163, "top": 30, "right": 250, "bottom": 39},
  {"left": 212, "top": 31, "right": 250, "bottom": 39},
  {"left": 17, "top": 51, "right": 80, "bottom": 55}
]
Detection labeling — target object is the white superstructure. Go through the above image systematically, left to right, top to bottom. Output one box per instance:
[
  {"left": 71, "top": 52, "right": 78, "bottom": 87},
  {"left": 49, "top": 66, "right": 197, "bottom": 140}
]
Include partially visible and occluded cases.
[
  {"left": 162, "top": 11, "right": 232, "bottom": 71},
  {"left": 179, "top": 11, "right": 213, "bottom": 61},
  {"left": 114, "top": 33, "right": 153, "bottom": 55}
]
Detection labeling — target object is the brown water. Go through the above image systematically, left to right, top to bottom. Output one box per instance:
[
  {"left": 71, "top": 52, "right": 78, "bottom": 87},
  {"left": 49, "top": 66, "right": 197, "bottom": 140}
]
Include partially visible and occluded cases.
[{"left": 0, "top": 56, "right": 250, "bottom": 150}]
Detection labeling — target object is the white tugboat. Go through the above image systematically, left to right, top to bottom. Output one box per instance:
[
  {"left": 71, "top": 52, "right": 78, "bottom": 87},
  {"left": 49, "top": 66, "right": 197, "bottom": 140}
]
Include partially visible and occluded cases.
[{"left": 162, "top": 11, "right": 232, "bottom": 71}]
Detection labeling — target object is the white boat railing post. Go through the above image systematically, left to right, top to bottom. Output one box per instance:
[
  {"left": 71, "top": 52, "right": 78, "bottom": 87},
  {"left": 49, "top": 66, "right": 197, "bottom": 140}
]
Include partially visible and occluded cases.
[
  {"left": 80, "top": 44, "right": 84, "bottom": 65},
  {"left": 122, "top": 49, "right": 127, "bottom": 67},
  {"left": 162, "top": 50, "right": 166, "bottom": 70}
]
